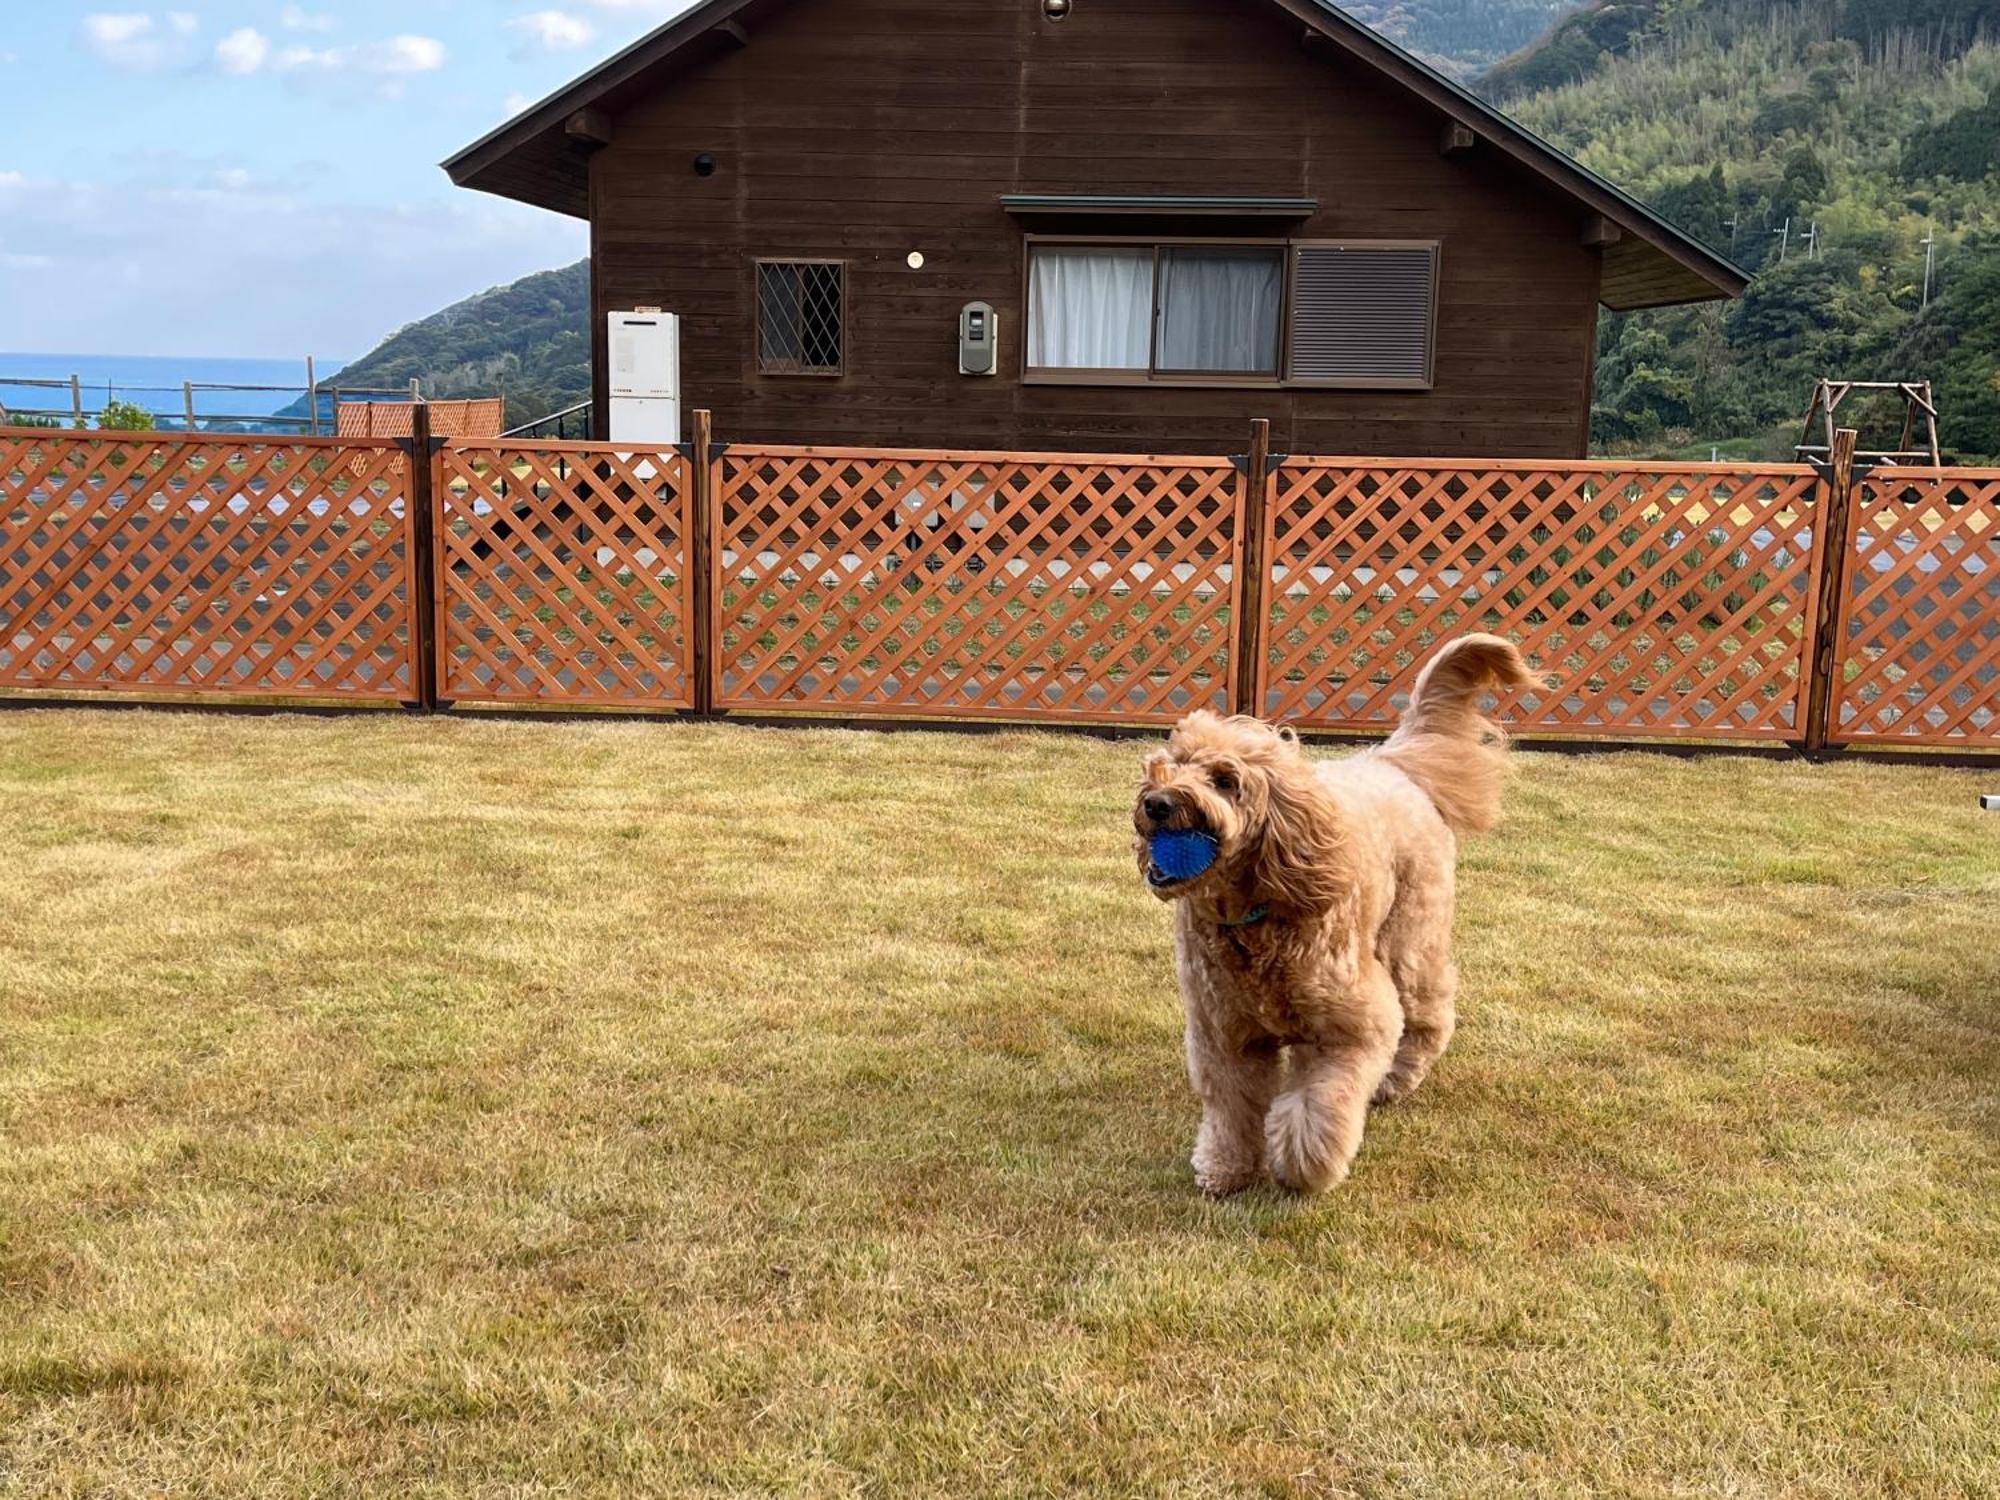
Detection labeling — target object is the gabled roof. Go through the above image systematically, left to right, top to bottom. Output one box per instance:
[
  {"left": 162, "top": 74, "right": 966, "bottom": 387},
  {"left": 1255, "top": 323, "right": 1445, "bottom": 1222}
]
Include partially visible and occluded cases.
[{"left": 442, "top": 0, "right": 1749, "bottom": 311}]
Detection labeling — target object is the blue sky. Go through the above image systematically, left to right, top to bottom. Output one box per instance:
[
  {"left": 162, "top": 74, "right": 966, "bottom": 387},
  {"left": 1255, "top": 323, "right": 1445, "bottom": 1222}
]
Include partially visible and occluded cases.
[{"left": 1, "top": 1, "right": 698, "bottom": 359}]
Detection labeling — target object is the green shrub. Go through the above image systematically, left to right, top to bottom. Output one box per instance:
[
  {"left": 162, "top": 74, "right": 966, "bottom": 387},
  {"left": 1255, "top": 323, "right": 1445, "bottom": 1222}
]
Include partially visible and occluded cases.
[{"left": 96, "top": 399, "right": 156, "bottom": 432}]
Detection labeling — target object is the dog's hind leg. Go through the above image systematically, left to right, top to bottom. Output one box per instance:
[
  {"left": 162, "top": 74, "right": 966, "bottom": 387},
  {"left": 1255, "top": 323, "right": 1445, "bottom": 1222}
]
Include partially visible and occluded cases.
[
  {"left": 1372, "top": 859, "right": 1458, "bottom": 1106},
  {"left": 1374, "top": 956, "right": 1456, "bottom": 1106},
  {"left": 1265, "top": 969, "right": 1402, "bottom": 1193}
]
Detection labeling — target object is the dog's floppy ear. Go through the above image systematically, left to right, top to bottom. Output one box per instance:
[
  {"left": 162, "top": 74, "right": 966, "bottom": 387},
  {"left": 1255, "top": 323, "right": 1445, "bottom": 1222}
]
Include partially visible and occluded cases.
[{"left": 1248, "top": 748, "right": 1349, "bottom": 915}]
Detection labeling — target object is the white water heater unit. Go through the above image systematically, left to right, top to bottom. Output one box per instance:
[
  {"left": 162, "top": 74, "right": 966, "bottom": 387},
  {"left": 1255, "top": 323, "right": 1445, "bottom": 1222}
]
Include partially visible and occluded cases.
[{"left": 608, "top": 309, "right": 680, "bottom": 444}]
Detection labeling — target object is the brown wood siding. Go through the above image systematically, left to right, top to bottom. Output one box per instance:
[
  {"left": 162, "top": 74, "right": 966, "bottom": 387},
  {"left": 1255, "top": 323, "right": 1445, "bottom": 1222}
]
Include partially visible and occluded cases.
[{"left": 590, "top": 0, "right": 1604, "bottom": 458}]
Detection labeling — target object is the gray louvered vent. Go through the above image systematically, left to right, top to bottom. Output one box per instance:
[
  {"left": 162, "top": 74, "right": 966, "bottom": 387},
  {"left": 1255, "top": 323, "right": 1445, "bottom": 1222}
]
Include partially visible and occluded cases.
[{"left": 1288, "top": 246, "right": 1436, "bottom": 385}]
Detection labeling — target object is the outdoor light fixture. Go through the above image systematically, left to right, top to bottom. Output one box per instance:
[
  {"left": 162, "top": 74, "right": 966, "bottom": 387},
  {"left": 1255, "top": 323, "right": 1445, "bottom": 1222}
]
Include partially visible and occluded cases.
[
  {"left": 1043, "top": 0, "right": 1071, "bottom": 19},
  {"left": 693, "top": 153, "right": 717, "bottom": 176},
  {"left": 906, "top": 251, "right": 925, "bottom": 269}
]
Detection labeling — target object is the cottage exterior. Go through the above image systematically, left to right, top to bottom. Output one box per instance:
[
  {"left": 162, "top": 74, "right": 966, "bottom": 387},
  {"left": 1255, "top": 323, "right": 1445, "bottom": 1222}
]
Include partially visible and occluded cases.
[{"left": 445, "top": 0, "right": 1745, "bottom": 457}]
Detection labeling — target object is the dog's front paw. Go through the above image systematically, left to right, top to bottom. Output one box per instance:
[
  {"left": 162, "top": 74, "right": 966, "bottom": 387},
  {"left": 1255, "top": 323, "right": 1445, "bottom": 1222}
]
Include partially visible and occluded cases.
[
  {"left": 1371, "top": 1070, "right": 1413, "bottom": 1106},
  {"left": 1265, "top": 1094, "right": 1352, "bottom": 1194},
  {"left": 1267, "top": 1148, "right": 1349, "bottom": 1195},
  {"left": 1191, "top": 1150, "right": 1260, "bottom": 1198},
  {"left": 1193, "top": 1165, "right": 1259, "bottom": 1198}
]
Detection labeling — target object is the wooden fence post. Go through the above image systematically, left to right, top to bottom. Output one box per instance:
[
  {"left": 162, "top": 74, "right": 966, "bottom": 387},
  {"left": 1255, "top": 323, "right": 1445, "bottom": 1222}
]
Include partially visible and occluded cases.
[
  {"left": 403, "top": 401, "right": 442, "bottom": 712},
  {"left": 687, "top": 408, "right": 716, "bottom": 715},
  {"left": 1231, "top": 417, "right": 1273, "bottom": 718},
  {"left": 1802, "top": 425, "right": 1859, "bottom": 753}
]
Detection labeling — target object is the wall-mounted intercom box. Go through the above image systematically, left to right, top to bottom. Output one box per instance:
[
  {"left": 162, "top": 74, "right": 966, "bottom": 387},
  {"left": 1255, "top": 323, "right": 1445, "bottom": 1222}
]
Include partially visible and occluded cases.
[{"left": 959, "top": 301, "right": 998, "bottom": 376}]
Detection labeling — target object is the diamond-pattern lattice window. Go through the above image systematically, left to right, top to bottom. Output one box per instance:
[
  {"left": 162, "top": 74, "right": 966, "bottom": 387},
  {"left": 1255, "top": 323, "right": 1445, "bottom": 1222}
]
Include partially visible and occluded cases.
[{"left": 757, "top": 260, "right": 845, "bottom": 375}]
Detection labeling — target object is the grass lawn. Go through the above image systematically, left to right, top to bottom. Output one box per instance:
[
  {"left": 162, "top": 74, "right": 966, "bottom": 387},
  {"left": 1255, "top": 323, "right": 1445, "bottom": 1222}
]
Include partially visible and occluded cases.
[{"left": 1, "top": 711, "right": 1996, "bottom": 1497}]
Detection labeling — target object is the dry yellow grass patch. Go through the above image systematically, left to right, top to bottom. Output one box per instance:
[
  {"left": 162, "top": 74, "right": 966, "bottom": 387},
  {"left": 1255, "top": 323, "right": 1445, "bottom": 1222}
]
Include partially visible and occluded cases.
[{"left": 1, "top": 710, "right": 1996, "bottom": 1498}]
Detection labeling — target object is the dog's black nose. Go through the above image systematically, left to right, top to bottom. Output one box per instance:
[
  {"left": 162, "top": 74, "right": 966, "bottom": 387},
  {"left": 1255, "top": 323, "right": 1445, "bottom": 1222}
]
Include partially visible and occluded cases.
[{"left": 1142, "top": 792, "right": 1177, "bottom": 824}]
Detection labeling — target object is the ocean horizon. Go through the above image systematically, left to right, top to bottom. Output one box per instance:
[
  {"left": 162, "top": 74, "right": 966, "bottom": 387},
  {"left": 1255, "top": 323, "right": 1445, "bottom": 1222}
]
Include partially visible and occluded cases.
[{"left": 0, "top": 351, "right": 352, "bottom": 425}]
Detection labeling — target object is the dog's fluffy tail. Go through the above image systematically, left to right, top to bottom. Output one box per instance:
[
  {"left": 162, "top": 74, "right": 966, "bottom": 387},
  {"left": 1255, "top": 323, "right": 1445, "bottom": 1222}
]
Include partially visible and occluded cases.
[{"left": 1380, "top": 634, "right": 1546, "bottom": 835}]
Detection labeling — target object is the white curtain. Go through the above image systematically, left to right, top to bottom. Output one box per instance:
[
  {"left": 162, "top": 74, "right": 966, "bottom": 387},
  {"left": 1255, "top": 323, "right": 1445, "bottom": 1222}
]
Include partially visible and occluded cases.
[
  {"left": 1028, "top": 248, "right": 1152, "bottom": 369},
  {"left": 1156, "top": 248, "right": 1282, "bottom": 373}
]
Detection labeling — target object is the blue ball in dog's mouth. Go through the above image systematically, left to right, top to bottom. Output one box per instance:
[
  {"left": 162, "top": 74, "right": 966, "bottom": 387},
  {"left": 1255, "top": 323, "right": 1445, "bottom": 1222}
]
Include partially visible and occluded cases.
[{"left": 1148, "top": 827, "right": 1219, "bottom": 887}]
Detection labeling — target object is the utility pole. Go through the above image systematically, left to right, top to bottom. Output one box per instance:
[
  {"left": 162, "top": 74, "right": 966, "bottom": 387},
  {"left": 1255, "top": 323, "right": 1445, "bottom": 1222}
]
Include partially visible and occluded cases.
[
  {"left": 1723, "top": 216, "right": 1738, "bottom": 253},
  {"left": 1774, "top": 217, "right": 1791, "bottom": 264},
  {"left": 1803, "top": 219, "right": 1819, "bottom": 260},
  {"left": 1920, "top": 227, "right": 1937, "bottom": 309}
]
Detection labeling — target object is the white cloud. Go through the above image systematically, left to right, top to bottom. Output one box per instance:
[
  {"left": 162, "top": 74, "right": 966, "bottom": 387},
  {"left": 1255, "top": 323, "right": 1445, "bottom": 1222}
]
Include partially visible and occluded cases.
[
  {"left": 280, "top": 4, "right": 334, "bottom": 31},
  {"left": 510, "top": 10, "right": 595, "bottom": 52},
  {"left": 82, "top": 11, "right": 199, "bottom": 72},
  {"left": 85, "top": 13, "right": 152, "bottom": 45},
  {"left": 215, "top": 27, "right": 271, "bottom": 75},
  {"left": 227, "top": 32, "right": 450, "bottom": 92},
  {"left": 280, "top": 34, "right": 445, "bottom": 73},
  {"left": 375, "top": 35, "right": 447, "bottom": 72},
  {"left": 501, "top": 91, "right": 538, "bottom": 119},
  {"left": 0, "top": 171, "right": 25, "bottom": 189},
  {"left": 1, "top": 252, "right": 56, "bottom": 271}
]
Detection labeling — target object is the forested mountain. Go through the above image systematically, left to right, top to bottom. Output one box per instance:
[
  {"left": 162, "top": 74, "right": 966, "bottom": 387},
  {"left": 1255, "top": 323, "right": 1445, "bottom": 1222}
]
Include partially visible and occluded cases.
[
  {"left": 1332, "top": 0, "right": 1583, "bottom": 74},
  {"left": 1483, "top": 0, "right": 2000, "bottom": 97},
  {"left": 1500, "top": 0, "right": 2000, "bottom": 457},
  {"left": 327, "top": 262, "right": 590, "bottom": 428}
]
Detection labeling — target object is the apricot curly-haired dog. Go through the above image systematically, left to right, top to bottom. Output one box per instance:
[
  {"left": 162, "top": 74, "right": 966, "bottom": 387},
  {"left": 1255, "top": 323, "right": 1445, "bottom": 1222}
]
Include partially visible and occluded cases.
[{"left": 1134, "top": 634, "right": 1545, "bottom": 1196}]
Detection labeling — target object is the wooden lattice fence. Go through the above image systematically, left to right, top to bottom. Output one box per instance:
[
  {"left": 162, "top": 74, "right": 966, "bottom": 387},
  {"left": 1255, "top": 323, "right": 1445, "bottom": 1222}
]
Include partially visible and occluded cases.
[
  {"left": 3, "top": 419, "right": 1996, "bottom": 758},
  {"left": 0, "top": 429, "right": 415, "bottom": 700},
  {"left": 435, "top": 442, "right": 694, "bottom": 708},
  {"left": 710, "top": 445, "right": 1241, "bottom": 724},
  {"left": 1259, "top": 459, "right": 1826, "bottom": 740},
  {"left": 1828, "top": 466, "right": 2000, "bottom": 745}
]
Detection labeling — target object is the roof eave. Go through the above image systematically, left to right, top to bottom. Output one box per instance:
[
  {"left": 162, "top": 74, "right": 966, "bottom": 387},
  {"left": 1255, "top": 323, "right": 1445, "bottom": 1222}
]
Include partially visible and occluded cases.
[{"left": 441, "top": 0, "right": 749, "bottom": 193}]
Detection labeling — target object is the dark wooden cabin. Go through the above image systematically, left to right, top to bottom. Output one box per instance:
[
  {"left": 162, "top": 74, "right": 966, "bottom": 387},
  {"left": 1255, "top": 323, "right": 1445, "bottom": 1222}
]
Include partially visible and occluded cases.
[{"left": 445, "top": 0, "right": 1745, "bottom": 458}]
